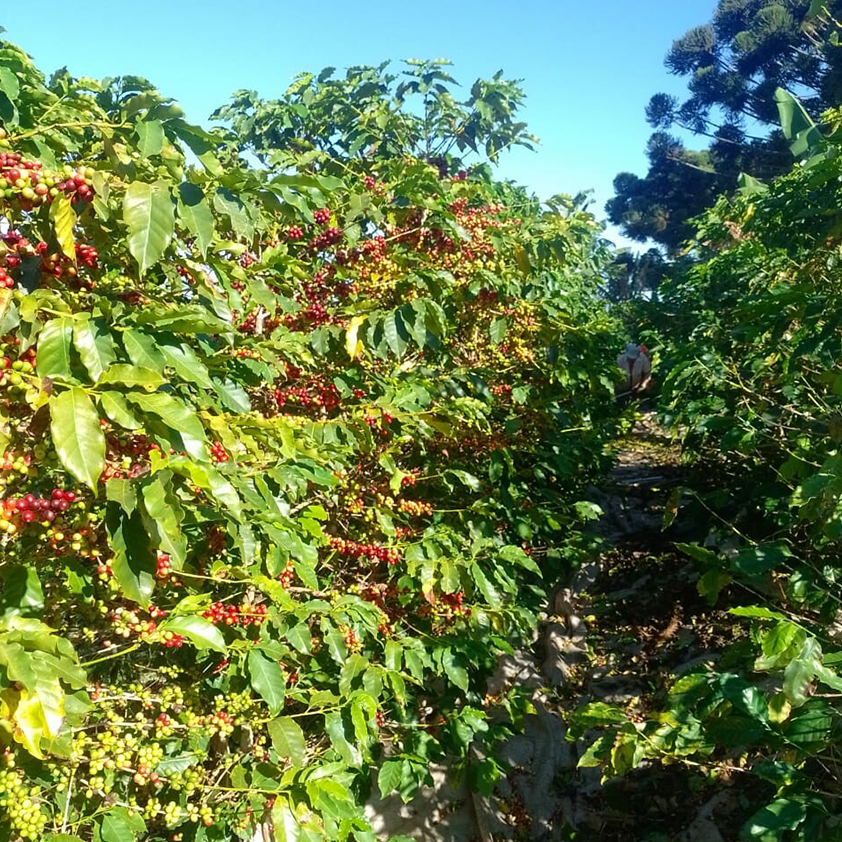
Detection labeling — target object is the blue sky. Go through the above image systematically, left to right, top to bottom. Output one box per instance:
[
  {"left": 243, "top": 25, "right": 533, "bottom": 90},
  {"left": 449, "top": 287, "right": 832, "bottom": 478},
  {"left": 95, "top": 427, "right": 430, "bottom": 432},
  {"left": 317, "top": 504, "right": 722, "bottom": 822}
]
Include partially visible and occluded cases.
[{"left": 6, "top": 0, "right": 718, "bottom": 247}]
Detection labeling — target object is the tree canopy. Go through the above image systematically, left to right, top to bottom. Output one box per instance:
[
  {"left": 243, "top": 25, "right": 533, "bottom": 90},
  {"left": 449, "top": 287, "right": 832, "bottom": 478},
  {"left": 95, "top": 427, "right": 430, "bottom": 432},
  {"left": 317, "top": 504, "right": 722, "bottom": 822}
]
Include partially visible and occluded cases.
[{"left": 608, "top": 0, "right": 842, "bottom": 252}]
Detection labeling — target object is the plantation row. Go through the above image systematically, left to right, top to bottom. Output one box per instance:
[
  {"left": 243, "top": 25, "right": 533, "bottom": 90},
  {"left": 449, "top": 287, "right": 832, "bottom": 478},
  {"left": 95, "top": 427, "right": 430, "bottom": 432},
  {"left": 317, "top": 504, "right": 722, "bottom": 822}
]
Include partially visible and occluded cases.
[
  {"left": 0, "top": 40, "right": 622, "bottom": 841},
  {"left": 577, "top": 101, "right": 842, "bottom": 837}
]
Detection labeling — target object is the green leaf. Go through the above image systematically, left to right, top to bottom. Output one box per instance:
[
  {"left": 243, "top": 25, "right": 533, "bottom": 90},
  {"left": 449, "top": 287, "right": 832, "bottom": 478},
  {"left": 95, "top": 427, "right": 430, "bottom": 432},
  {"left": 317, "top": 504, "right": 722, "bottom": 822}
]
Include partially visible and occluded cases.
[
  {"left": 0, "top": 67, "right": 20, "bottom": 102},
  {"left": 775, "top": 87, "right": 823, "bottom": 159},
  {"left": 135, "top": 119, "right": 164, "bottom": 158},
  {"left": 170, "top": 120, "right": 223, "bottom": 175},
  {"left": 123, "top": 180, "right": 175, "bottom": 276},
  {"left": 177, "top": 183, "right": 214, "bottom": 258},
  {"left": 213, "top": 188, "right": 254, "bottom": 240},
  {"left": 50, "top": 196, "right": 77, "bottom": 261},
  {"left": 383, "top": 310, "right": 409, "bottom": 357},
  {"left": 489, "top": 316, "right": 508, "bottom": 345},
  {"left": 37, "top": 318, "right": 74, "bottom": 380},
  {"left": 73, "top": 318, "right": 116, "bottom": 383},
  {"left": 122, "top": 329, "right": 166, "bottom": 373},
  {"left": 160, "top": 343, "right": 213, "bottom": 389},
  {"left": 98, "top": 364, "right": 165, "bottom": 389},
  {"left": 212, "top": 377, "right": 251, "bottom": 413},
  {"left": 50, "top": 387, "right": 105, "bottom": 490},
  {"left": 99, "top": 391, "right": 143, "bottom": 430},
  {"left": 128, "top": 391, "right": 206, "bottom": 458},
  {"left": 166, "top": 457, "right": 242, "bottom": 519},
  {"left": 447, "top": 469, "right": 482, "bottom": 491},
  {"left": 141, "top": 474, "right": 187, "bottom": 566},
  {"left": 106, "top": 478, "right": 137, "bottom": 515},
  {"left": 106, "top": 506, "right": 156, "bottom": 607},
  {"left": 675, "top": 542, "right": 720, "bottom": 565},
  {"left": 731, "top": 543, "right": 791, "bottom": 577},
  {"left": 499, "top": 544, "right": 541, "bottom": 576},
  {"left": 0, "top": 565, "right": 44, "bottom": 618},
  {"left": 472, "top": 566, "right": 501, "bottom": 607},
  {"left": 697, "top": 569, "right": 732, "bottom": 605},
  {"left": 729, "top": 606, "right": 789, "bottom": 622},
  {"left": 161, "top": 615, "right": 226, "bottom": 653},
  {"left": 286, "top": 623, "right": 312, "bottom": 654},
  {"left": 322, "top": 626, "right": 347, "bottom": 664},
  {"left": 784, "top": 637, "right": 821, "bottom": 707},
  {"left": 442, "top": 648, "right": 469, "bottom": 691},
  {"left": 248, "top": 650, "right": 286, "bottom": 713},
  {"left": 340, "top": 653, "right": 369, "bottom": 696},
  {"left": 720, "top": 674, "right": 768, "bottom": 721},
  {"left": 567, "top": 702, "right": 627, "bottom": 739},
  {"left": 784, "top": 706, "right": 832, "bottom": 746},
  {"left": 324, "top": 711, "right": 361, "bottom": 765},
  {"left": 268, "top": 716, "right": 305, "bottom": 767},
  {"left": 155, "top": 752, "right": 201, "bottom": 775},
  {"left": 378, "top": 759, "right": 403, "bottom": 797},
  {"left": 740, "top": 797, "right": 807, "bottom": 841},
  {"left": 270, "top": 799, "right": 301, "bottom": 842},
  {"left": 100, "top": 806, "right": 146, "bottom": 842}
]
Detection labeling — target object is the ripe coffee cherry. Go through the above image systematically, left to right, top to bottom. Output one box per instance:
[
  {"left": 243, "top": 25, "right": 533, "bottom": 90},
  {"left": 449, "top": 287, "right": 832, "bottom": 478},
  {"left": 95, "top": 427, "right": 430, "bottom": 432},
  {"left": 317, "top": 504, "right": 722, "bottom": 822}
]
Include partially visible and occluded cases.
[
  {"left": 313, "top": 208, "right": 331, "bottom": 225},
  {"left": 287, "top": 225, "right": 303, "bottom": 240},
  {"left": 210, "top": 441, "right": 229, "bottom": 463},
  {"left": 156, "top": 553, "right": 172, "bottom": 578}
]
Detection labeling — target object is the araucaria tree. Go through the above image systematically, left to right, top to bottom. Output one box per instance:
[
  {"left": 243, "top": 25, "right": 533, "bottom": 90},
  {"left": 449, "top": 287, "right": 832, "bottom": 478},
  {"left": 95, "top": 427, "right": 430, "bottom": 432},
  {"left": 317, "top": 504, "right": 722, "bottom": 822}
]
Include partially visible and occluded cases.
[
  {"left": 608, "top": 0, "right": 842, "bottom": 251},
  {"left": 0, "top": 39, "right": 619, "bottom": 842}
]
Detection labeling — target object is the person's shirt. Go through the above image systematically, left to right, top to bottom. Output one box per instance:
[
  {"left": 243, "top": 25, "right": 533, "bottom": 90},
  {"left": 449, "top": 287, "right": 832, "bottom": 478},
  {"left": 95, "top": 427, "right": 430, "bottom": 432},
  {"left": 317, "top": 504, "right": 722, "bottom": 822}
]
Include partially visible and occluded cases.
[{"left": 616, "top": 353, "right": 651, "bottom": 389}]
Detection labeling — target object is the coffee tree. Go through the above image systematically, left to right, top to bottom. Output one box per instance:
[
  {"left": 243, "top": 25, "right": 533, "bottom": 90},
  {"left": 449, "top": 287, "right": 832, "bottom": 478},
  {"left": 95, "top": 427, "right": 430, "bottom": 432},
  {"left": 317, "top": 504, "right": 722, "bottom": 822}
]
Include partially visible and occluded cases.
[
  {"left": 0, "top": 34, "right": 620, "bottom": 842},
  {"left": 575, "top": 96, "right": 842, "bottom": 839}
]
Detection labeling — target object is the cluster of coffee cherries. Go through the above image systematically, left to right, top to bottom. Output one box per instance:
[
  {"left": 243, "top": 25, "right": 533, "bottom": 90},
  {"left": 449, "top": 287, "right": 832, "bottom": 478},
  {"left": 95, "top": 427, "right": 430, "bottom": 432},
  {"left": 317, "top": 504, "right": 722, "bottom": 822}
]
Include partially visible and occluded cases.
[
  {"left": 0, "top": 147, "right": 96, "bottom": 208},
  {"left": 362, "top": 175, "right": 387, "bottom": 195},
  {"left": 313, "top": 208, "right": 332, "bottom": 225},
  {"left": 287, "top": 225, "right": 304, "bottom": 240},
  {"left": 309, "top": 226, "right": 343, "bottom": 251},
  {"left": 341, "top": 234, "right": 388, "bottom": 276},
  {"left": 33, "top": 239, "right": 99, "bottom": 289},
  {"left": 0, "top": 359, "right": 32, "bottom": 395},
  {"left": 273, "top": 378, "right": 343, "bottom": 414},
  {"left": 491, "top": 383, "right": 513, "bottom": 399},
  {"left": 363, "top": 414, "right": 392, "bottom": 439},
  {"left": 102, "top": 432, "right": 156, "bottom": 481},
  {"left": 209, "top": 441, "right": 230, "bottom": 463},
  {"left": 0, "top": 449, "right": 34, "bottom": 479},
  {"left": 0, "top": 487, "right": 79, "bottom": 534},
  {"left": 398, "top": 499, "right": 433, "bottom": 517},
  {"left": 328, "top": 535, "right": 401, "bottom": 565},
  {"left": 156, "top": 552, "right": 172, "bottom": 578},
  {"left": 278, "top": 558, "right": 295, "bottom": 588},
  {"left": 424, "top": 590, "right": 471, "bottom": 626},
  {"left": 202, "top": 600, "right": 267, "bottom": 627},
  {"left": 104, "top": 604, "right": 186, "bottom": 649},
  {"left": 107, "top": 605, "right": 160, "bottom": 642},
  {"left": 340, "top": 624, "right": 362, "bottom": 653},
  {"left": 159, "top": 630, "right": 186, "bottom": 648},
  {"left": 185, "top": 709, "right": 235, "bottom": 737},
  {"left": 0, "top": 764, "right": 47, "bottom": 840}
]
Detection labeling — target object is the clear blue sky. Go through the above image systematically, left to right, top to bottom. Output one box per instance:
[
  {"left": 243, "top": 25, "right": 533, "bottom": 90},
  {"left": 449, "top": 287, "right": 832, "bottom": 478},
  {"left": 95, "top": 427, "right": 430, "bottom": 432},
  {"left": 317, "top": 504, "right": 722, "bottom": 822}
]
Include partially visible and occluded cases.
[{"left": 4, "top": 0, "right": 718, "bottom": 248}]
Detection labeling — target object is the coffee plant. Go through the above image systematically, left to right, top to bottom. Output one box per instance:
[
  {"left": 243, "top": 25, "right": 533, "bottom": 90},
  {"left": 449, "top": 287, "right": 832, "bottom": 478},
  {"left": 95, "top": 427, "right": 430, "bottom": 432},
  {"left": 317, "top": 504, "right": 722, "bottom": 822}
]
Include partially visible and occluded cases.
[
  {"left": 0, "top": 36, "right": 622, "bottom": 842},
  {"left": 574, "top": 94, "right": 842, "bottom": 839}
]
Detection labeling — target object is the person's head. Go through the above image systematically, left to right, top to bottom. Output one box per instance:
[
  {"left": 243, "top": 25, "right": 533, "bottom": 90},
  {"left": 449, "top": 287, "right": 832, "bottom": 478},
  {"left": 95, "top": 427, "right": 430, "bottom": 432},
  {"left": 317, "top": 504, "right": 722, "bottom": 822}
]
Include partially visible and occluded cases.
[{"left": 624, "top": 342, "right": 640, "bottom": 360}]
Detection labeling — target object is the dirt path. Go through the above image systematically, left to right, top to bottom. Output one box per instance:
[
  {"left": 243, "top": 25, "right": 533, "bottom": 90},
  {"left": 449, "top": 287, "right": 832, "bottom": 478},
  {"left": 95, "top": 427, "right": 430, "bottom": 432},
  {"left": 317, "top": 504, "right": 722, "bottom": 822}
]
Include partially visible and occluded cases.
[{"left": 368, "top": 413, "right": 750, "bottom": 841}]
